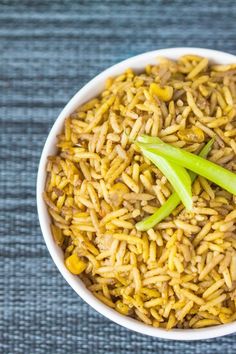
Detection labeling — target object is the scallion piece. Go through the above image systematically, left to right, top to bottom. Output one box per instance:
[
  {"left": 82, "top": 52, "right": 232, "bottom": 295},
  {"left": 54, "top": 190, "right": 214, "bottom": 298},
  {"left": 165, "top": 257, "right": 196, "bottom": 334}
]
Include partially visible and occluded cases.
[
  {"left": 136, "top": 139, "right": 214, "bottom": 231},
  {"left": 139, "top": 140, "right": 236, "bottom": 196},
  {"left": 138, "top": 147, "right": 192, "bottom": 210},
  {"left": 136, "top": 192, "right": 180, "bottom": 231}
]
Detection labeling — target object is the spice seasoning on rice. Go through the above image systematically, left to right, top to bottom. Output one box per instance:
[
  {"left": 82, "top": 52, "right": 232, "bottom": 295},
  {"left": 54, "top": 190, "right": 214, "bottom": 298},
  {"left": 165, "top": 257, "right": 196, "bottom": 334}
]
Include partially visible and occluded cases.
[{"left": 44, "top": 55, "right": 236, "bottom": 329}]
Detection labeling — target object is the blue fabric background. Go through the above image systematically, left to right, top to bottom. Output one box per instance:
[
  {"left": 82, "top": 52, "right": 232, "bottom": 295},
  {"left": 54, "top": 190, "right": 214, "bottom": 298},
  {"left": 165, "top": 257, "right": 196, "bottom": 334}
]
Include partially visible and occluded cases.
[{"left": 1, "top": 0, "right": 236, "bottom": 353}]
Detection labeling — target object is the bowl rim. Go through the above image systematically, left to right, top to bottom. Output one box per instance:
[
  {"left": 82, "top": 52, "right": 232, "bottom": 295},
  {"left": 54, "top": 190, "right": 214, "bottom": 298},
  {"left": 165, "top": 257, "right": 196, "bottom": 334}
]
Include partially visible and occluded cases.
[{"left": 37, "top": 47, "right": 236, "bottom": 340}]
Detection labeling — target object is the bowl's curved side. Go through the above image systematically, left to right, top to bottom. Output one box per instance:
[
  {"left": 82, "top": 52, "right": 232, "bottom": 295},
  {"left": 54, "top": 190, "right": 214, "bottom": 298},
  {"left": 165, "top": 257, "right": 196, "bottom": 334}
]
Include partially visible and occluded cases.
[{"left": 37, "top": 47, "right": 236, "bottom": 340}]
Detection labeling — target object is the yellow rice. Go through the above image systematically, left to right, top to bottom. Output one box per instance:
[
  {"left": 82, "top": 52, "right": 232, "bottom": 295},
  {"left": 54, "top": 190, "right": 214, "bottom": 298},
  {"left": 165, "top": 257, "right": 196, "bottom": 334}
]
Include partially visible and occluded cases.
[{"left": 44, "top": 55, "right": 236, "bottom": 329}]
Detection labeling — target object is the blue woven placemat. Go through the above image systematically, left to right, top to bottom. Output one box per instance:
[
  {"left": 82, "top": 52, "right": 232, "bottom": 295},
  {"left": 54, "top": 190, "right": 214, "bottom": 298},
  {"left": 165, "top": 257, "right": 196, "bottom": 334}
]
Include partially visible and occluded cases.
[{"left": 1, "top": 0, "right": 236, "bottom": 353}]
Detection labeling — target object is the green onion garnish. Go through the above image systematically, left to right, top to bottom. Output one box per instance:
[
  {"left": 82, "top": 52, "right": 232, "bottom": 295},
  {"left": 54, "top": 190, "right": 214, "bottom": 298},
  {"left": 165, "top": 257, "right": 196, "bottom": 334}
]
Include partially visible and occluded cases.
[
  {"left": 137, "top": 135, "right": 192, "bottom": 210},
  {"left": 136, "top": 138, "right": 214, "bottom": 231},
  {"left": 138, "top": 139, "right": 236, "bottom": 196}
]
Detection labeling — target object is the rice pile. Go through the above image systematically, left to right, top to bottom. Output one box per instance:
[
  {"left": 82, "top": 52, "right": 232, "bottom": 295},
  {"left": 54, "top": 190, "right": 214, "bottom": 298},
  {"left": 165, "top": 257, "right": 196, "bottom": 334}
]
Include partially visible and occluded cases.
[{"left": 44, "top": 55, "right": 236, "bottom": 329}]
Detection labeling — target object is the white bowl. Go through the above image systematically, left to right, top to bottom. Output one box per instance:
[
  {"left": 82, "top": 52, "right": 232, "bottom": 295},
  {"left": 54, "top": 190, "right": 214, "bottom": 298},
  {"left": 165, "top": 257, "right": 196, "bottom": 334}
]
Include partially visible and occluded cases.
[{"left": 37, "top": 47, "right": 236, "bottom": 340}]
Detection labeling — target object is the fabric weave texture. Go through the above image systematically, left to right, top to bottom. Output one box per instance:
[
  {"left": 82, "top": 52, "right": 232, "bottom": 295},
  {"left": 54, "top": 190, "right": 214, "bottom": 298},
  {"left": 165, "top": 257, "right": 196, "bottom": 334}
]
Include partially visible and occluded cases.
[{"left": 1, "top": 0, "right": 236, "bottom": 353}]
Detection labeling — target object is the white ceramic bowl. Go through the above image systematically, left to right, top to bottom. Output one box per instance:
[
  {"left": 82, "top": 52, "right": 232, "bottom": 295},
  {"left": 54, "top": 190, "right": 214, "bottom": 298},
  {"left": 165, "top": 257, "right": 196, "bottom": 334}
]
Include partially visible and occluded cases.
[{"left": 37, "top": 47, "right": 236, "bottom": 340}]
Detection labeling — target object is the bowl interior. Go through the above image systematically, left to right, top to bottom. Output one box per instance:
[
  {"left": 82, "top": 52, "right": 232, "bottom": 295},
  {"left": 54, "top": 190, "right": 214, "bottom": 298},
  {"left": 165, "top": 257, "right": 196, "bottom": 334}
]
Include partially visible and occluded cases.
[{"left": 37, "top": 47, "right": 236, "bottom": 340}]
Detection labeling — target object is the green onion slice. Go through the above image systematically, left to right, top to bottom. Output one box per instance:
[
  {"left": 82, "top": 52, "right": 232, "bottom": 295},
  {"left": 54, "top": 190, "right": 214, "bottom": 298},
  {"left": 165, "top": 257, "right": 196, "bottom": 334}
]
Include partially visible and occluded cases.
[
  {"left": 136, "top": 138, "right": 214, "bottom": 231},
  {"left": 138, "top": 139, "right": 236, "bottom": 196}
]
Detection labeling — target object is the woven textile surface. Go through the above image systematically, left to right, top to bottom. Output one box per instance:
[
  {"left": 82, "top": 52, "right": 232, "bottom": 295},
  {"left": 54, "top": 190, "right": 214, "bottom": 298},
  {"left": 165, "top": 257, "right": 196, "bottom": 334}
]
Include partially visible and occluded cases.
[{"left": 2, "top": 0, "right": 236, "bottom": 353}]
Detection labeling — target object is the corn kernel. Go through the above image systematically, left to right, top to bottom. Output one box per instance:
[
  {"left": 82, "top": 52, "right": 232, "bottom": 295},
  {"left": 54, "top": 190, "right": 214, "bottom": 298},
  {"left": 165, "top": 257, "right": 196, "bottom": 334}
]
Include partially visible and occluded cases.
[
  {"left": 135, "top": 78, "right": 144, "bottom": 88},
  {"left": 150, "top": 83, "right": 173, "bottom": 101},
  {"left": 177, "top": 126, "right": 205, "bottom": 143},
  {"left": 108, "top": 182, "right": 129, "bottom": 207},
  {"left": 65, "top": 254, "right": 86, "bottom": 275},
  {"left": 115, "top": 300, "right": 130, "bottom": 315}
]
